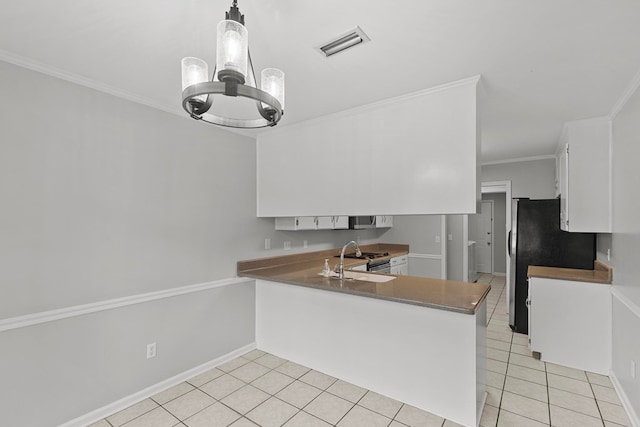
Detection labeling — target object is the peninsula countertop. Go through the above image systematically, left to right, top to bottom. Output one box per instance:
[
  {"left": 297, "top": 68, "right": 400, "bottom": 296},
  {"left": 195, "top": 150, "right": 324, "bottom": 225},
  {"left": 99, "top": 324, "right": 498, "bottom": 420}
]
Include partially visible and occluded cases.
[
  {"left": 238, "top": 244, "right": 490, "bottom": 314},
  {"left": 528, "top": 260, "right": 613, "bottom": 284}
]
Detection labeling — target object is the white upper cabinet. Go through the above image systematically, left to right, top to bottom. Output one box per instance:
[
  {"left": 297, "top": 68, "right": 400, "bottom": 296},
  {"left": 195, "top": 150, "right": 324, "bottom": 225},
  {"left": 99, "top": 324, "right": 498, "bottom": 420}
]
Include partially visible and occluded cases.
[
  {"left": 257, "top": 77, "right": 481, "bottom": 217},
  {"left": 557, "top": 117, "right": 612, "bottom": 233},
  {"left": 376, "top": 215, "right": 393, "bottom": 228},
  {"left": 275, "top": 216, "right": 349, "bottom": 231},
  {"left": 275, "top": 216, "right": 317, "bottom": 230},
  {"left": 315, "top": 216, "right": 334, "bottom": 230},
  {"left": 332, "top": 216, "right": 349, "bottom": 229}
]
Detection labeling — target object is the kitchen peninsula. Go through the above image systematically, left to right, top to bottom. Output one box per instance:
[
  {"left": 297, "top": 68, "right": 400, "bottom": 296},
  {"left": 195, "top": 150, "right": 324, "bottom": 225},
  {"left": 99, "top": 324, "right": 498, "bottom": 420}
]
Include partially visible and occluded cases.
[{"left": 238, "top": 244, "right": 490, "bottom": 427}]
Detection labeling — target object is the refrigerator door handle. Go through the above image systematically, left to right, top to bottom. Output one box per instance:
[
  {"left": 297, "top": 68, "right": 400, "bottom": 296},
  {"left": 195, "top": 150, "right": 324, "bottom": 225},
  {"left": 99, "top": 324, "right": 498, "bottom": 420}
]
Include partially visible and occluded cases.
[{"left": 508, "top": 230, "right": 512, "bottom": 256}]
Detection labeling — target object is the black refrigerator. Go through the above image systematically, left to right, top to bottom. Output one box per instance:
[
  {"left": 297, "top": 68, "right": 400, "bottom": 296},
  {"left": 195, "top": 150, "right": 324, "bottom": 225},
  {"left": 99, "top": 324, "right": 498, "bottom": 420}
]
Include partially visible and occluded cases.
[{"left": 508, "top": 198, "right": 595, "bottom": 334}]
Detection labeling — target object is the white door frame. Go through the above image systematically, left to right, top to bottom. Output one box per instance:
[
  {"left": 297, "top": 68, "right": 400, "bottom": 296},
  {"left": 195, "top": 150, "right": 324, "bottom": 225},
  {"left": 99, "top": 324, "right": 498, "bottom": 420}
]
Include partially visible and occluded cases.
[
  {"left": 481, "top": 181, "right": 512, "bottom": 312},
  {"left": 440, "top": 215, "right": 447, "bottom": 280}
]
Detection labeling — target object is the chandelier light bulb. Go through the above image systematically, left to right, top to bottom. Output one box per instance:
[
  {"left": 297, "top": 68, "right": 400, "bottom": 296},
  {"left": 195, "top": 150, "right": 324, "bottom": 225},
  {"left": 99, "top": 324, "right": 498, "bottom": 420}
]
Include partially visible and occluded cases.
[
  {"left": 216, "top": 19, "right": 248, "bottom": 82},
  {"left": 181, "top": 57, "right": 209, "bottom": 103},
  {"left": 261, "top": 68, "right": 285, "bottom": 111}
]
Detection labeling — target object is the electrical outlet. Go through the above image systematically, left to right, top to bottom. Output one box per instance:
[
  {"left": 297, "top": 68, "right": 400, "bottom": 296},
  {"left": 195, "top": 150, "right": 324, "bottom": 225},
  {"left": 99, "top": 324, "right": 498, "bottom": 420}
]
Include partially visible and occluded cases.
[
  {"left": 448, "top": 234, "right": 453, "bottom": 241},
  {"left": 435, "top": 235, "right": 441, "bottom": 243},
  {"left": 264, "top": 238, "right": 271, "bottom": 250},
  {"left": 303, "top": 240, "right": 308, "bottom": 248},
  {"left": 284, "top": 241, "right": 291, "bottom": 250},
  {"left": 607, "top": 248, "right": 611, "bottom": 261},
  {"left": 146, "top": 342, "right": 156, "bottom": 359},
  {"left": 632, "top": 360, "right": 637, "bottom": 379}
]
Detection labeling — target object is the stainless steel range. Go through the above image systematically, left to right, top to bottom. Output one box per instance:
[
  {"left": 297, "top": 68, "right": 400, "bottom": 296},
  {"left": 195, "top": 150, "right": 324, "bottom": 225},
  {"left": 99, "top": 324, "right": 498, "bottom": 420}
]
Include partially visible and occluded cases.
[{"left": 336, "top": 251, "right": 391, "bottom": 273}]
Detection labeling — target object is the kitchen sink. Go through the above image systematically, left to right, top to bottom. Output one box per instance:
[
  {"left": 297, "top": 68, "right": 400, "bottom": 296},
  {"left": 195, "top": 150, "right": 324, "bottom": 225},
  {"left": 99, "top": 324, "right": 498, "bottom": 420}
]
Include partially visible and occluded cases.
[
  {"left": 323, "top": 271, "right": 396, "bottom": 283},
  {"left": 345, "top": 272, "right": 396, "bottom": 282}
]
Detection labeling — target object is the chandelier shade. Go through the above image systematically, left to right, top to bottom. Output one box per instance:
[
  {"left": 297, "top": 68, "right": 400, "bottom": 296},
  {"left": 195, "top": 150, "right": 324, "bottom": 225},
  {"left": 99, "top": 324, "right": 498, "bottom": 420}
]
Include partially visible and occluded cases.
[
  {"left": 180, "top": 0, "right": 285, "bottom": 128},
  {"left": 216, "top": 20, "right": 248, "bottom": 83},
  {"left": 181, "top": 57, "right": 209, "bottom": 104}
]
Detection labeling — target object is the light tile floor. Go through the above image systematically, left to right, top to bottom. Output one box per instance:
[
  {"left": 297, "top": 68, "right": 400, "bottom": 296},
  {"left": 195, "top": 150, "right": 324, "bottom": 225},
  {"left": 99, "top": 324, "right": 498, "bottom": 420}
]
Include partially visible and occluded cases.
[{"left": 90, "top": 274, "right": 632, "bottom": 427}]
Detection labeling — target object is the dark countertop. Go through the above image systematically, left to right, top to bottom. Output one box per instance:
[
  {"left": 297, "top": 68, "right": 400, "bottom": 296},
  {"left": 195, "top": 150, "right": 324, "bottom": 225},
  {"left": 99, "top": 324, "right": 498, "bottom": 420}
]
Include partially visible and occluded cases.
[
  {"left": 238, "top": 244, "right": 490, "bottom": 315},
  {"left": 528, "top": 260, "right": 613, "bottom": 284}
]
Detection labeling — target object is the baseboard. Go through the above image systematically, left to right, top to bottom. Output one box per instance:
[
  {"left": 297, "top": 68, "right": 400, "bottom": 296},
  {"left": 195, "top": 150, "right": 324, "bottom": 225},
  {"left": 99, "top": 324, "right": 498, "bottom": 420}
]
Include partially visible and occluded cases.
[
  {"left": 408, "top": 253, "right": 441, "bottom": 260},
  {"left": 491, "top": 272, "right": 506, "bottom": 277},
  {"left": 59, "top": 342, "right": 257, "bottom": 427},
  {"left": 610, "top": 371, "right": 640, "bottom": 427},
  {"left": 476, "top": 391, "right": 488, "bottom": 427}
]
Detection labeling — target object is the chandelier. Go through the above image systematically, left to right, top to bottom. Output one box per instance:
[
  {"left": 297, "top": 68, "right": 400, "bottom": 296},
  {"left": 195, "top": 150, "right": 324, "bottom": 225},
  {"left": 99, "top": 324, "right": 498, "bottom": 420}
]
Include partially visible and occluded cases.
[{"left": 181, "top": 0, "right": 285, "bottom": 128}]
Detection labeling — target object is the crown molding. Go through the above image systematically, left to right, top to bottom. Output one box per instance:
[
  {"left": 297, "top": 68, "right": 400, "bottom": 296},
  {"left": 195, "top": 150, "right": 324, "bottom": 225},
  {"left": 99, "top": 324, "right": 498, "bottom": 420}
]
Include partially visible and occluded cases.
[
  {"left": 0, "top": 49, "right": 185, "bottom": 119},
  {"left": 610, "top": 66, "right": 640, "bottom": 119},
  {"left": 260, "top": 75, "right": 482, "bottom": 138},
  {"left": 481, "top": 154, "right": 556, "bottom": 166}
]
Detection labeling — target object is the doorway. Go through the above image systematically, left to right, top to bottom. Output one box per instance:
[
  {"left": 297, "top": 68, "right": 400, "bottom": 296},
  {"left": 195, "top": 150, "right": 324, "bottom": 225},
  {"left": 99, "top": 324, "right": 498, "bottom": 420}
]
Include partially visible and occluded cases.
[
  {"left": 481, "top": 181, "right": 512, "bottom": 314},
  {"left": 475, "top": 200, "right": 494, "bottom": 274}
]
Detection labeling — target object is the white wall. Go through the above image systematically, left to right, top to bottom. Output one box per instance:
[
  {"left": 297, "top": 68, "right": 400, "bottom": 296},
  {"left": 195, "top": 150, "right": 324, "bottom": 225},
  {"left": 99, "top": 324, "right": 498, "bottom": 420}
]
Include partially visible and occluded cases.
[
  {"left": 0, "top": 60, "right": 380, "bottom": 426},
  {"left": 609, "top": 72, "right": 640, "bottom": 423},
  {"left": 482, "top": 158, "right": 557, "bottom": 199},
  {"left": 382, "top": 215, "right": 443, "bottom": 278},
  {"left": 446, "top": 215, "right": 466, "bottom": 282}
]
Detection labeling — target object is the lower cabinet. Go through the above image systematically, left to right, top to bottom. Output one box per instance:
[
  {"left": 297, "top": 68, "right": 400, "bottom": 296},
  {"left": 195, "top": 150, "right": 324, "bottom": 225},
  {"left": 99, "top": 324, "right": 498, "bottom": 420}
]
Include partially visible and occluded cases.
[
  {"left": 390, "top": 255, "right": 408, "bottom": 275},
  {"left": 528, "top": 276, "right": 611, "bottom": 375}
]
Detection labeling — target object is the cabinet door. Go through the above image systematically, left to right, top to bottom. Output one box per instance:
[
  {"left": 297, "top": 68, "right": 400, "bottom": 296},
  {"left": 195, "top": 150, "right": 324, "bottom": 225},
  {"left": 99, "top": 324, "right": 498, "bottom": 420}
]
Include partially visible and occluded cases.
[
  {"left": 558, "top": 144, "right": 569, "bottom": 231},
  {"left": 332, "top": 216, "right": 349, "bottom": 229},
  {"left": 376, "top": 216, "right": 393, "bottom": 228},
  {"left": 297, "top": 217, "right": 318, "bottom": 230},
  {"left": 316, "top": 217, "right": 334, "bottom": 230},
  {"left": 390, "top": 255, "right": 408, "bottom": 275},
  {"left": 390, "top": 264, "right": 408, "bottom": 275},
  {"left": 528, "top": 276, "right": 611, "bottom": 374}
]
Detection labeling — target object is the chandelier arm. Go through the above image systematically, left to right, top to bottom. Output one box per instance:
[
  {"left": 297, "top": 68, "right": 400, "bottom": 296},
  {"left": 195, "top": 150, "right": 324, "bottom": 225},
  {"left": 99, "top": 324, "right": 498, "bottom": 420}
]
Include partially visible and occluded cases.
[
  {"left": 247, "top": 50, "right": 258, "bottom": 88},
  {"left": 182, "top": 82, "right": 283, "bottom": 128}
]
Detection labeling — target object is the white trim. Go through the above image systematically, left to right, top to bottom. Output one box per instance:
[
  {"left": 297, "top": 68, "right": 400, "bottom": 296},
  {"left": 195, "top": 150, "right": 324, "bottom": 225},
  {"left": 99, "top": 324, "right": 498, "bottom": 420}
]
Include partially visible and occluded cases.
[
  {"left": 0, "top": 50, "right": 186, "bottom": 120},
  {"left": 610, "top": 66, "right": 640, "bottom": 119},
  {"left": 481, "top": 154, "right": 556, "bottom": 166},
  {"left": 440, "top": 215, "right": 448, "bottom": 280},
  {"left": 463, "top": 215, "right": 469, "bottom": 282},
  {"left": 408, "top": 253, "right": 441, "bottom": 260},
  {"left": 492, "top": 272, "right": 506, "bottom": 277},
  {"left": 0, "top": 277, "right": 252, "bottom": 332},
  {"left": 612, "top": 287, "right": 640, "bottom": 319},
  {"left": 609, "top": 289, "right": 640, "bottom": 427},
  {"left": 58, "top": 343, "right": 257, "bottom": 427},
  {"left": 610, "top": 371, "right": 640, "bottom": 427}
]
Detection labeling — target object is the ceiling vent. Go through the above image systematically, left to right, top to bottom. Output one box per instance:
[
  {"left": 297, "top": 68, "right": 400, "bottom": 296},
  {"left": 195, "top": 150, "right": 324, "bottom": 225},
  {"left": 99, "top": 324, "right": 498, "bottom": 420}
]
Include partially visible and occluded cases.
[{"left": 316, "top": 26, "right": 371, "bottom": 57}]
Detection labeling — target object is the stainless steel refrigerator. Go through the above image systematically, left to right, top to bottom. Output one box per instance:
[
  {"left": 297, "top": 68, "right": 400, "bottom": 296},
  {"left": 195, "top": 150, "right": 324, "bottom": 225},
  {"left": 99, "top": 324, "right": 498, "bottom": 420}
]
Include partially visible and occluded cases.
[{"left": 508, "top": 198, "right": 596, "bottom": 334}]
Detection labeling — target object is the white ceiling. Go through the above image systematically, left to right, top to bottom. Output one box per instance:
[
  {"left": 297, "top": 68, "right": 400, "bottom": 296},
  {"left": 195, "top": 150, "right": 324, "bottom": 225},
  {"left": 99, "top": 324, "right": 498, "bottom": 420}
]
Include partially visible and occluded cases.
[{"left": 2, "top": 0, "right": 640, "bottom": 163}]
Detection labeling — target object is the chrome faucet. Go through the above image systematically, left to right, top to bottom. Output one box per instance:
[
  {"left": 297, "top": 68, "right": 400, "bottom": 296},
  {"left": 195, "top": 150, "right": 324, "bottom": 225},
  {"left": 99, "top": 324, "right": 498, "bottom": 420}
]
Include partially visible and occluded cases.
[{"left": 338, "top": 240, "right": 362, "bottom": 279}]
